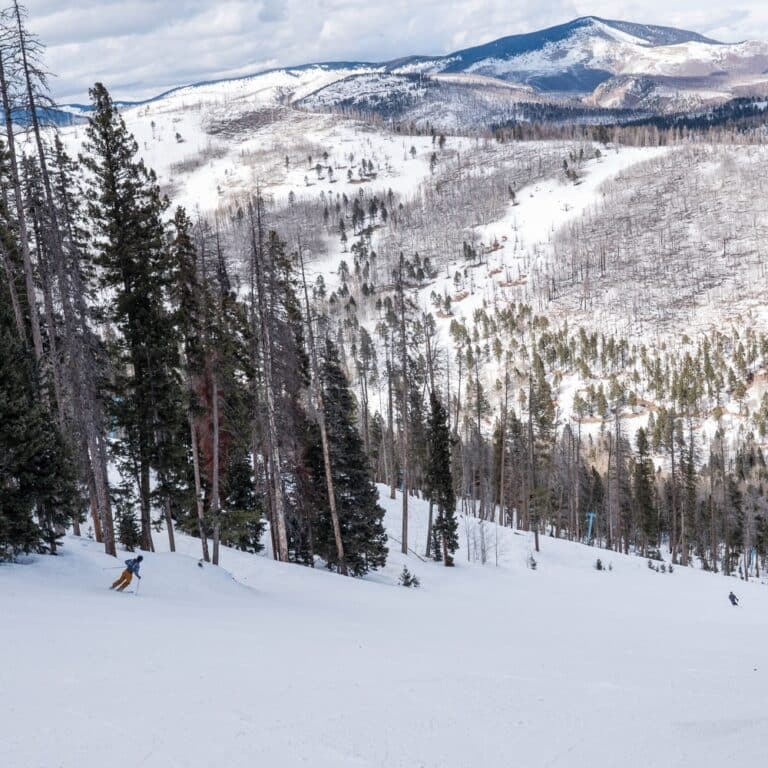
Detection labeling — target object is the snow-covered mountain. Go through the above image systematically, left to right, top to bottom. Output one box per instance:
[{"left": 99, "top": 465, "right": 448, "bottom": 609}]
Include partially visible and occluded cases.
[
  {"left": 386, "top": 16, "right": 768, "bottom": 112},
  {"left": 391, "top": 16, "right": 726, "bottom": 88},
  {"left": 63, "top": 17, "right": 768, "bottom": 120},
  {"left": 453, "top": 19, "right": 731, "bottom": 73}
]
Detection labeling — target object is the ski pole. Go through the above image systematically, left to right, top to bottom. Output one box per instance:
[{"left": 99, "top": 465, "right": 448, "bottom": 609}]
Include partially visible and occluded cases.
[{"left": 135, "top": 579, "right": 141, "bottom": 596}]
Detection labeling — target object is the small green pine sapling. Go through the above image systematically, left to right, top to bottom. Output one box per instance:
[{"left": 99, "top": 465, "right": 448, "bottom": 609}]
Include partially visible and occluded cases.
[
  {"left": 117, "top": 508, "right": 140, "bottom": 552},
  {"left": 398, "top": 566, "right": 420, "bottom": 588}
]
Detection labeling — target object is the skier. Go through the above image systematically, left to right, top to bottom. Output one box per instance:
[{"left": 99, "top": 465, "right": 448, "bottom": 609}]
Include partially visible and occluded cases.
[
  {"left": 110, "top": 555, "right": 143, "bottom": 592},
  {"left": 728, "top": 591, "right": 739, "bottom": 606}
]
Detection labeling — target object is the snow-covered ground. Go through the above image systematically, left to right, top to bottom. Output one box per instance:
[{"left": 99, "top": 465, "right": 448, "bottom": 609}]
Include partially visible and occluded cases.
[
  {"left": 61, "top": 100, "right": 447, "bottom": 213},
  {"left": 475, "top": 145, "right": 669, "bottom": 253},
  {"left": 3, "top": 487, "right": 766, "bottom": 768}
]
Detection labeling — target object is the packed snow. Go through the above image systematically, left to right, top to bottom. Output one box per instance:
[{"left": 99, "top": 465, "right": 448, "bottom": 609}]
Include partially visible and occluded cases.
[{"left": 3, "top": 487, "right": 767, "bottom": 768}]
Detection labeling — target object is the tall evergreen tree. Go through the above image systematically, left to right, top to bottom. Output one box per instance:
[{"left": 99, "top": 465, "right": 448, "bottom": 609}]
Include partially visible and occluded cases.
[
  {"left": 81, "top": 82, "right": 185, "bottom": 551},
  {"left": 50, "top": 134, "right": 117, "bottom": 554},
  {"left": 171, "top": 207, "right": 211, "bottom": 559},
  {"left": 309, "top": 339, "right": 387, "bottom": 576},
  {"left": 425, "top": 391, "right": 457, "bottom": 565},
  {"left": 633, "top": 427, "right": 657, "bottom": 554}
]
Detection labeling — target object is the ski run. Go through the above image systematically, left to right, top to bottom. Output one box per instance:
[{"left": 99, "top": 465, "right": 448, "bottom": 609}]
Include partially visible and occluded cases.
[{"left": 3, "top": 487, "right": 768, "bottom": 768}]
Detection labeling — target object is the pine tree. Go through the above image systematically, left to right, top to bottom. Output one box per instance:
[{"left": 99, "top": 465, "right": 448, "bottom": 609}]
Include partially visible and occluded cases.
[
  {"left": 81, "top": 83, "right": 185, "bottom": 552},
  {"left": 50, "top": 134, "right": 116, "bottom": 555},
  {"left": 171, "top": 207, "right": 211, "bottom": 559},
  {"left": 309, "top": 339, "right": 387, "bottom": 576},
  {"left": 426, "top": 392, "right": 457, "bottom": 565},
  {"left": 634, "top": 427, "right": 657, "bottom": 554},
  {"left": 219, "top": 454, "right": 265, "bottom": 553},
  {"left": 116, "top": 499, "right": 140, "bottom": 552}
]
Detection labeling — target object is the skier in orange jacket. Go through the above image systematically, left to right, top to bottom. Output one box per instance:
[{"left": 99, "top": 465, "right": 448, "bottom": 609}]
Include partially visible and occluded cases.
[{"left": 110, "top": 556, "right": 143, "bottom": 591}]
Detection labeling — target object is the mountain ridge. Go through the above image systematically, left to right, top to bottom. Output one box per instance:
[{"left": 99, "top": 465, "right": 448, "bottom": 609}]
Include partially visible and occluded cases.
[
  {"left": 392, "top": 16, "right": 726, "bottom": 75},
  {"left": 64, "top": 17, "right": 752, "bottom": 108}
]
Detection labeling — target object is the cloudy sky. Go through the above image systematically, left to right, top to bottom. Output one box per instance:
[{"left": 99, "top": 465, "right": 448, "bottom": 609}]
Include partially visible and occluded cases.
[{"left": 26, "top": 0, "right": 768, "bottom": 103}]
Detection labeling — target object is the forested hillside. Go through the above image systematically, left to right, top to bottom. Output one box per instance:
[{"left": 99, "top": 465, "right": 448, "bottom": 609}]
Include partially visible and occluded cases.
[{"left": 2, "top": 3, "right": 768, "bottom": 590}]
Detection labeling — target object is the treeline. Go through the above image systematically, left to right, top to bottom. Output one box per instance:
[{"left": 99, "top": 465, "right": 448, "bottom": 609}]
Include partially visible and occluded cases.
[
  {"left": 323, "top": 92, "right": 768, "bottom": 147},
  {"left": 620, "top": 98, "right": 768, "bottom": 133},
  {"left": 492, "top": 109, "right": 768, "bottom": 147}
]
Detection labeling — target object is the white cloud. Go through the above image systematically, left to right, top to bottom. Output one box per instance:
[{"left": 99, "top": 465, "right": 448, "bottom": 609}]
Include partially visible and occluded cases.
[{"left": 24, "top": 0, "right": 768, "bottom": 102}]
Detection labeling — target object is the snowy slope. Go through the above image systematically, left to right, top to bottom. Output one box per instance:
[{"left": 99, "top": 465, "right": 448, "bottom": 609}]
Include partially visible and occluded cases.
[
  {"left": 297, "top": 71, "right": 545, "bottom": 131},
  {"left": 60, "top": 87, "right": 446, "bottom": 213},
  {"left": 3, "top": 487, "right": 767, "bottom": 768}
]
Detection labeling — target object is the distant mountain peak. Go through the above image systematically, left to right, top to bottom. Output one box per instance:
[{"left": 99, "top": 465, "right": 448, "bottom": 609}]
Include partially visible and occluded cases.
[
  {"left": 441, "top": 16, "right": 724, "bottom": 69},
  {"left": 573, "top": 16, "right": 723, "bottom": 46}
]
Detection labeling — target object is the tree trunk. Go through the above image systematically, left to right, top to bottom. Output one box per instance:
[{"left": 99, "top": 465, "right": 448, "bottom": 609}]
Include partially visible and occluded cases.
[
  {"left": 0, "top": 49, "right": 44, "bottom": 364},
  {"left": 248, "top": 197, "right": 288, "bottom": 561},
  {"left": 35, "top": 233, "right": 66, "bottom": 430},
  {"left": 298, "top": 246, "right": 347, "bottom": 575},
  {"left": 398, "top": 253, "right": 408, "bottom": 555},
  {"left": 387, "top": 352, "right": 396, "bottom": 500},
  {"left": 528, "top": 362, "right": 539, "bottom": 553},
  {"left": 211, "top": 368, "right": 221, "bottom": 566},
  {"left": 498, "top": 368, "right": 508, "bottom": 526},
  {"left": 359, "top": 370, "right": 370, "bottom": 456},
  {"left": 86, "top": 399, "right": 115, "bottom": 555},
  {"left": 615, "top": 408, "right": 623, "bottom": 554},
  {"left": 189, "top": 412, "right": 210, "bottom": 562},
  {"left": 669, "top": 415, "right": 677, "bottom": 562},
  {"left": 606, "top": 437, "right": 613, "bottom": 551},
  {"left": 139, "top": 457, "right": 154, "bottom": 552},
  {"left": 87, "top": 470, "right": 102, "bottom": 543},
  {"left": 164, "top": 496, "right": 176, "bottom": 552},
  {"left": 425, "top": 500, "right": 433, "bottom": 558}
]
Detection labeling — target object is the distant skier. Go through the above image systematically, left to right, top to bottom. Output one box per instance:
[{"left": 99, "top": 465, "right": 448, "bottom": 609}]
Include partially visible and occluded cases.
[
  {"left": 110, "top": 555, "right": 143, "bottom": 592},
  {"left": 728, "top": 591, "right": 739, "bottom": 606}
]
